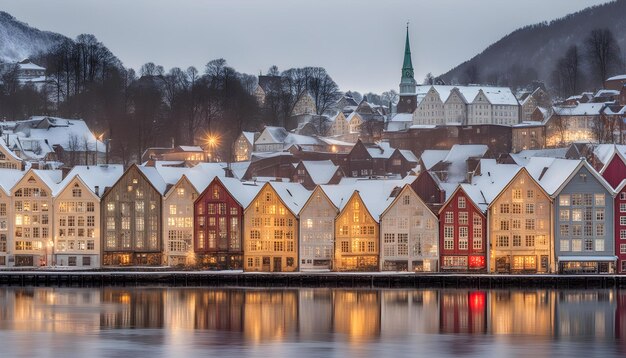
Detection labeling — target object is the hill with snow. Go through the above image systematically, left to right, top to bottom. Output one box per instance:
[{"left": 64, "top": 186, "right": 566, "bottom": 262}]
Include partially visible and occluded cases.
[
  {"left": 439, "top": 0, "right": 626, "bottom": 88},
  {"left": 0, "top": 11, "right": 68, "bottom": 63}
]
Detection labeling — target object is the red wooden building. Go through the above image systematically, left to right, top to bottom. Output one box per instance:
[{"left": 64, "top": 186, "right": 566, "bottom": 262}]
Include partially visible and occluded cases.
[
  {"left": 600, "top": 150, "right": 626, "bottom": 273},
  {"left": 194, "top": 177, "right": 258, "bottom": 269},
  {"left": 438, "top": 184, "right": 487, "bottom": 272}
]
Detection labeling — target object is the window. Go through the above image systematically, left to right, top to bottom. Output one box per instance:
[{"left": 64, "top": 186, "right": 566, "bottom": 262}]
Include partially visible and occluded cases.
[
  {"left": 72, "top": 187, "right": 82, "bottom": 198},
  {"left": 512, "top": 189, "right": 522, "bottom": 200},
  {"left": 527, "top": 190, "right": 534, "bottom": 199},
  {"left": 621, "top": 192, "right": 626, "bottom": 200},
  {"left": 595, "top": 194, "right": 605, "bottom": 206},
  {"left": 403, "top": 195, "right": 410, "bottom": 205},
  {"left": 559, "top": 195, "right": 570, "bottom": 206},
  {"left": 458, "top": 197, "right": 466, "bottom": 209},
  {"left": 621, "top": 203, "right": 626, "bottom": 213},
  {"left": 500, "top": 204, "right": 510, "bottom": 214},
  {"left": 512, "top": 204, "right": 521, "bottom": 214},
  {"left": 525, "top": 204, "right": 534, "bottom": 214},
  {"left": 560, "top": 209, "right": 570, "bottom": 221},
  {"left": 596, "top": 209, "right": 605, "bottom": 221},
  {"left": 445, "top": 212, "right": 453, "bottom": 224},
  {"left": 458, "top": 212, "right": 468, "bottom": 225},
  {"left": 620, "top": 216, "right": 626, "bottom": 226},
  {"left": 525, "top": 219, "right": 535, "bottom": 230},
  {"left": 500, "top": 220, "right": 509, "bottom": 231},
  {"left": 560, "top": 224, "right": 569, "bottom": 236},
  {"left": 596, "top": 224, "right": 604, "bottom": 236},
  {"left": 444, "top": 226, "right": 454, "bottom": 239},
  {"left": 459, "top": 227, "right": 468, "bottom": 239},
  {"left": 496, "top": 235, "right": 509, "bottom": 247},
  {"left": 513, "top": 235, "right": 521, "bottom": 247},
  {"left": 525, "top": 235, "right": 535, "bottom": 247},
  {"left": 444, "top": 238, "right": 454, "bottom": 250},
  {"left": 459, "top": 238, "right": 468, "bottom": 250},
  {"left": 473, "top": 238, "right": 482, "bottom": 250},
  {"left": 572, "top": 239, "right": 582, "bottom": 252},
  {"left": 584, "top": 239, "right": 593, "bottom": 251},
  {"left": 596, "top": 239, "right": 605, "bottom": 252},
  {"left": 560, "top": 240, "right": 570, "bottom": 251},
  {"left": 621, "top": 244, "right": 626, "bottom": 254}
]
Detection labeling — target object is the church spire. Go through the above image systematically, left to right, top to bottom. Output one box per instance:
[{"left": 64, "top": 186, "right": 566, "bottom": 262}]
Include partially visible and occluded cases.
[
  {"left": 399, "top": 24, "right": 416, "bottom": 96},
  {"left": 402, "top": 24, "right": 413, "bottom": 72}
]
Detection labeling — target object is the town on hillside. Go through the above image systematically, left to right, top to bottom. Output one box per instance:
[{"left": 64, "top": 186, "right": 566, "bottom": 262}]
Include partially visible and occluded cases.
[{"left": 0, "top": 28, "right": 626, "bottom": 276}]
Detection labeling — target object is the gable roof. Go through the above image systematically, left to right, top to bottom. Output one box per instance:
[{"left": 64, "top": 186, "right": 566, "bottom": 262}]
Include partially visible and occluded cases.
[
  {"left": 420, "top": 149, "right": 449, "bottom": 171},
  {"left": 539, "top": 159, "right": 615, "bottom": 197},
  {"left": 300, "top": 160, "right": 340, "bottom": 185},
  {"left": 53, "top": 164, "right": 124, "bottom": 198},
  {"left": 486, "top": 166, "right": 549, "bottom": 209},
  {"left": 13, "top": 168, "right": 62, "bottom": 194},
  {"left": 0, "top": 169, "right": 25, "bottom": 195},
  {"left": 246, "top": 181, "right": 311, "bottom": 216},
  {"left": 380, "top": 184, "right": 435, "bottom": 219}
]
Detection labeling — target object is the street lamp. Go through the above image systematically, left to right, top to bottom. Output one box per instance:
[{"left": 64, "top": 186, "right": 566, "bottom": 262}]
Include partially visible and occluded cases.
[{"left": 206, "top": 134, "right": 220, "bottom": 162}]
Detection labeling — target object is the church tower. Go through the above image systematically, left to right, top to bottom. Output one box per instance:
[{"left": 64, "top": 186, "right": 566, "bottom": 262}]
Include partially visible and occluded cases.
[{"left": 397, "top": 26, "right": 417, "bottom": 114}]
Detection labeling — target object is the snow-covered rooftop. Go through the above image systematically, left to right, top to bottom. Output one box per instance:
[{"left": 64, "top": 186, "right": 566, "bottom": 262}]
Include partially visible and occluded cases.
[
  {"left": 553, "top": 103, "right": 605, "bottom": 116},
  {"left": 420, "top": 150, "right": 449, "bottom": 170},
  {"left": 301, "top": 160, "right": 340, "bottom": 185},
  {"left": 54, "top": 164, "right": 124, "bottom": 197}
]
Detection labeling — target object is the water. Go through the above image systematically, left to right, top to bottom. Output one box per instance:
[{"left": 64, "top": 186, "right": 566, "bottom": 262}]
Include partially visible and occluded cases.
[{"left": 0, "top": 287, "right": 624, "bottom": 357}]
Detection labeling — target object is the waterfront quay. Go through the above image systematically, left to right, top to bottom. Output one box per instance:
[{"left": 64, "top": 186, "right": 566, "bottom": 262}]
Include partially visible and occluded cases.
[{"left": 1, "top": 271, "right": 626, "bottom": 289}]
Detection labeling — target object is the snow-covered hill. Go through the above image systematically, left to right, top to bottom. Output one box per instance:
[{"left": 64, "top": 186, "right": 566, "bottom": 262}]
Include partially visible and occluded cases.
[{"left": 0, "top": 11, "right": 68, "bottom": 62}]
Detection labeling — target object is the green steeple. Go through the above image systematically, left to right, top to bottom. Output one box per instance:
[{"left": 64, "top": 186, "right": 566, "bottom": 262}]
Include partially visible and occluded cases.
[
  {"left": 399, "top": 24, "right": 416, "bottom": 95},
  {"left": 402, "top": 26, "right": 413, "bottom": 75}
]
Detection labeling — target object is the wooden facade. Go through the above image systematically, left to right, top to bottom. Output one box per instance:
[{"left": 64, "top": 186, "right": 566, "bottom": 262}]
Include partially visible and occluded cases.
[
  {"left": 101, "top": 165, "right": 163, "bottom": 266},
  {"left": 489, "top": 169, "right": 552, "bottom": 274},
  {"left": 11, "top": 170, "right": 58, "bottom": 267},
  {"left": 53, "top": 176, "right": 100, "bottom": 268},
  {"left": 162, "top": 176, "right": 197, "bottom": 267},
  {"left": 194, "top": 177, "right": 245, "bottom": 269},
  {"left": 615, "top": 182, "right": 626, "bottom": 273},
  {"left": 243, "top": 183, "right": 302, "bottom": 272},
  {"left": 380, "top": 185, "right": 439, "bottom": 271},
  {"left": 298, "top": 186, "right": 337, "bottom": 270},
  {"left": 438, "top": 186, "right": 487, "bottom": 272},
  {"left": 334, "top": 192, "right": 379, "bottom": 271}
]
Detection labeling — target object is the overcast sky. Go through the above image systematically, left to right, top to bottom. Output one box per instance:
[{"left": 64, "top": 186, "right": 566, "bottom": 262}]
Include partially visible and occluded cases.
[{"left": 0, "top": 0, "right": 613, "bottom": 93}]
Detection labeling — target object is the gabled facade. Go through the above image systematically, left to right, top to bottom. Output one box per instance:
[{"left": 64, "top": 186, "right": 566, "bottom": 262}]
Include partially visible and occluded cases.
[
  {"left": 412, "top": 87, "right": 445, "bottom": 125},
  {"left": 444, "top": 88, "right": 467, "bottom": 124},
  {"left": 467, "top": 90, "right": 493, "bottom": 125},
  {"left": 326, "top": 112, "right": 349, "bottom": 137},
  {"left": 233, "top": 131, "right": 259, "bottom": 162},
  {"left": 345, "top": 140, "right": 375, "bottom": 177},
  {"left": 0, "top": 142, "right": 24, "bottom": 170},
  {"left": 600, "top": 149, "right": 626, "bottom": 189},
  {"left": 291, "top": 160, "right": 343, "bottom": 190},
  {"left": 554, "top": 163, "right": 615, "bottom": 274},
  {"left": 101, "top": 165, "right": 163, "bottom": 266},
  {"left": 489, "top": 169, "right": 552, "bottom": 273},
  {"left": 11, "top": 170, "right": 59, "bottom": 267},
  {"left": 162, "top": 175, "right": 197, "bottom": 267},
  {"left": 53, "top": 176, "right": 100, "bottom": 267},
  {"left": 194, "top": 177, "right": 247, "bottom": 269},
  {"left": 243, "top": 183, "right": 302, "bottom": 272},
  {"left": 380, "top": 185, "right": 438, "bottom": 271},
  {"left": 298, "top": 186, "right": 337, "bottom": 270},
  {"left": 438, "top": 186, "right": 487, "bottom": 272},
  {"left": 334, "top": 191, "right": 379, "bottom": 271}
]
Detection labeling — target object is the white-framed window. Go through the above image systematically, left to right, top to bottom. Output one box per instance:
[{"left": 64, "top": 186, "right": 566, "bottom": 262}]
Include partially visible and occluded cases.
[
  {"left": 560, "top": 195, "right": 570, "bottom": 207},
  {"left": 458, "top": 196, "right": 466, "bottom": 209},
  {"left": 445, "top": 212, "right": 453, "bottom": 224},
  {"left": 458, "top": 212, "right": 468, "bottom": 225},
  {"left": 444, "top": 226, "right": 454, "bottom": 239},
  {"left": 596, "top": 239, "right": 605, "bottom": 252},
  {"left": 560, "top": 240, "right": 570, "bottom": 251}
]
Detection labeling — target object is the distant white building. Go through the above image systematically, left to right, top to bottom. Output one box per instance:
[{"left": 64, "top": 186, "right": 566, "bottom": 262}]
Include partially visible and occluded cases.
[{"left": 410, "top": 85, "right": 520, "bottom": 126}]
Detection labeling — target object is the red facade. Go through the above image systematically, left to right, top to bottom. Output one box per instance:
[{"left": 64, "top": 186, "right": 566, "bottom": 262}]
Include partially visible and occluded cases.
[
  {"left": 601, "top": 153, "right": 626, "bottom": 189},
  {"left": 194, "top": 178, "right": 244, "bottom": 269},
  {"left": 439, "top": 187, "right": 487, "bottom": 272},
  {"left": 615, "top": 189, "right": 626, "bottom": 274}
]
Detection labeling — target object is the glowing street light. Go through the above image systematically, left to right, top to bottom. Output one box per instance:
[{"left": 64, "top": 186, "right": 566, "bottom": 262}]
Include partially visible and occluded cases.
[{"left": 206, "top": 134, "right": 220, "bottom": 162}]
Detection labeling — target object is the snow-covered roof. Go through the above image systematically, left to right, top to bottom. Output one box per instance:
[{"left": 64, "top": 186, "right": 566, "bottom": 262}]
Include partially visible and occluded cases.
[
  {"left": 18, "top": 61, "right": 45, "bottom": 71},
  {"left": 606, "top": 74, "right": 626, "bottom": 81},
  {"left": 413, "top": 85, "right": 519, "bottom": 106},
  {"left": 595, "top": 89, "right": 620, "bottom": 98},
  {"left": 553, "top": 103, "right": 604, "bottom": 116},
  {"left": 389, "top": 113, "right": 413, "bottom": 122},
  {"left": 1, "top": 117, "right": 105, "bottom": 161},
  {"left": 513, "top": 120, "right": 544, "bottom": 128},
  {"left": 409, "top": 124, "right": 437, "bottom": 129},
  {"left": 263, "top": 126, "right": 289, "bottom": 143},
  {"left": 242, "top": 131, "right": 257, "bottom": 145},
  {"left": 284, "top": 132, "right": 322, "bottom": 146},
  {"left": 317, "top": 137, "right": 354, "bottom": 147},
  {"left": 366, "top": 142, "right": 395, "bottom": 159},
  {"left": 439, "top": 144, "right": 488, "bottom": 183},
  {"left": 594, "top": 144, "right": 626, "bottom": 166},
  {"left": 177, "top": 145, "right": 203, "bottom": 152},
  {"left": 509, "top": 147, "right": 569, "bottom": 166},
  {"left": 399, "top": 149, "right": 418, "bottom": 163},
  {"left": 420, "top": 150, "right": 449, "bottom": 170},
  {"left": 525, "top": 158, "right": 578, "bottom": 196},
  {"left": 301, "top": 160, "right": 340, "bottom": 184},
  {"left": 229, "top": 161, "right": 251, "bottom": 180},
  {"left": 54, "top": 164, "right": 124, "bottom": 197},
  {"left": 137, "top": 166, "right": 168, "bottom": 195},
  {"left": 0, "top": 169, "right": 25, "bottom": 195},
  {"left": 29, "top": 169, "right": 63, "bottom": 193},
  {"left": 215, "top": 177, "right": 262, "bottom": 208},
  {"left": 321, "top": 177, "right": 413, "bottom": 222},
  {"left": 267, "top": 181, "right": 311, "bottom": 215}
]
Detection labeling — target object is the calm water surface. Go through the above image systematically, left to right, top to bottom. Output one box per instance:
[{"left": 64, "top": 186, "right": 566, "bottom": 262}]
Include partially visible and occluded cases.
[{"left": 0, "top": 286, "right": 625, "bottom": 357}]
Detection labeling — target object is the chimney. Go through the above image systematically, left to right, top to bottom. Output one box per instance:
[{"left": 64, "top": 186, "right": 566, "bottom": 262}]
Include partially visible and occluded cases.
[{"left": 95, "top": 186, "right": 100, "bottom": 196}]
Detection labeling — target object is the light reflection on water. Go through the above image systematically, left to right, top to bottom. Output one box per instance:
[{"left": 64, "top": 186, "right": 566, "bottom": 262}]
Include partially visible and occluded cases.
[{"left": 0, "top": 287, "right": 624, "bottom": 357}]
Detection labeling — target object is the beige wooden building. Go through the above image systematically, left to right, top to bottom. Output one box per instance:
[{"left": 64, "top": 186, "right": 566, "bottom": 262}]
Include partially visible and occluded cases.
[
  {"left": 488, "top": 168, "right": 553, "bottom": 273},
  {"left": 11, "top": 169, "right": 61, "bottom": 267},
  {"left": 0, "top": 170, "right": 26, "bottom": 267},
  {"left": 243, "top": 182, "right": 310, "bottom": 272},
  {"left": 380, "top": 185, "right": 439, "bottom": 272},
  {"left": 298, "top": 186, "right": 338, "bottom": 270},
  {"left": 334, "top": 191, "right": 379, "bottom": 271}
]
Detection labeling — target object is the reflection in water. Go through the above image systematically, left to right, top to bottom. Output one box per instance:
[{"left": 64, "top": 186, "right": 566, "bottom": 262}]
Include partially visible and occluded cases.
[{"left": 0, "top": 287, "right": 625, "bottom": 356}]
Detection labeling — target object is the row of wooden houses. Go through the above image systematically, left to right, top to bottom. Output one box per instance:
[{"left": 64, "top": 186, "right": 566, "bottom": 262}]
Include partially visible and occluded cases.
[{"left": 2, "top": 144, "right": 626, "bottom": 273}]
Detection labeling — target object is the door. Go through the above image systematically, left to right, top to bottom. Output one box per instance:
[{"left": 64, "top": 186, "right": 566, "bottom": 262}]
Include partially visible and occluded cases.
[
  {"left": 262, "top": 257, "right": 271, "bottom": 271},
  {"left": 273, "top": 257, "right": 282, "bottom": 272}
]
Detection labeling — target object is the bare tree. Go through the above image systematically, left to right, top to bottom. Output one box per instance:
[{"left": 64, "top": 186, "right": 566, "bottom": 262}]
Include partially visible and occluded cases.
[
  {"left": 585, "top": 28, "right": 622, "bottom": 86},
  {"left": 553, "top": 45, "right": 581, "bottom": 96},
  {"left": 423, "top": 72, "right": 435, "bottom": 85}
]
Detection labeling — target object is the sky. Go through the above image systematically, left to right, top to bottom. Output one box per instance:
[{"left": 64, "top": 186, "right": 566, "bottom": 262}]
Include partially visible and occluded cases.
[{"left": 0, "top": 0, "right": 613, "bottom": 93}]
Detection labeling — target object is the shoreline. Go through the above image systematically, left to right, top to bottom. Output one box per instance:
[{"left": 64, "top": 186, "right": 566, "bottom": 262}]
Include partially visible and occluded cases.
[{"left": 0, "top": 271, "right": 625, "bottom": 289}]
